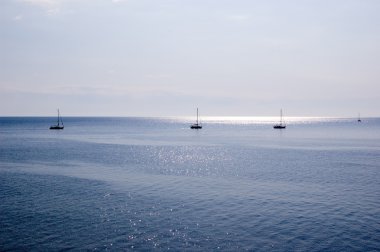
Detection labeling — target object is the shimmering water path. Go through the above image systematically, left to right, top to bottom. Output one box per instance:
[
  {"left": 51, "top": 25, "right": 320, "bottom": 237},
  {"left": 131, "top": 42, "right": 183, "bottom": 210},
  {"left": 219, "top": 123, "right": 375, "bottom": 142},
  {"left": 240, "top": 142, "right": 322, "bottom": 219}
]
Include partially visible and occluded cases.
[{"left": 1, "top": 117, "right": 379, "bottom": 250}]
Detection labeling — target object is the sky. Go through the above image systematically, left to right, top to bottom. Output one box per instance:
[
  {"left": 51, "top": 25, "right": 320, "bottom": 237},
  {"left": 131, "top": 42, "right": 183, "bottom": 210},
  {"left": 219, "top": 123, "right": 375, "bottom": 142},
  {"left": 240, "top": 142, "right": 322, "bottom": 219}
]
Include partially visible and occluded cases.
[{"left": 1, "top": 0, "right": 379, "bottom": 117}]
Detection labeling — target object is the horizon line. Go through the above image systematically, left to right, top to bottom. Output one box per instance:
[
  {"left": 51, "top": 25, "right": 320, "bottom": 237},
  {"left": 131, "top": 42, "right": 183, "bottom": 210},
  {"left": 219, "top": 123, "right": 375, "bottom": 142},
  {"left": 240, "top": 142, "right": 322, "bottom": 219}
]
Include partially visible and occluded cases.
[{"left": 0, "top": 115, "right": 378, "bottom": 119}]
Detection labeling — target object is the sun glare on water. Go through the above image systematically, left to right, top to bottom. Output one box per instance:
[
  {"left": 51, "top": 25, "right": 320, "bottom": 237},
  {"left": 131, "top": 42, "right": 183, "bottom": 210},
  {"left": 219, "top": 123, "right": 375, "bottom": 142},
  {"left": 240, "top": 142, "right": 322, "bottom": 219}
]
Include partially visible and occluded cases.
[{"left": 169, "top": 116, "right": 337, "bottom": 125}]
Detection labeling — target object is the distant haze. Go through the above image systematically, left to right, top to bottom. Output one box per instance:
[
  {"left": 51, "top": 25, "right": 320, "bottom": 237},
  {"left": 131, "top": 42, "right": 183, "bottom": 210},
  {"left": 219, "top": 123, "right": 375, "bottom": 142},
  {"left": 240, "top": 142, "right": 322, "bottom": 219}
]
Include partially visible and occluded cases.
[{"left": 1, "top": 0, "right": 379, "bottom": 117}]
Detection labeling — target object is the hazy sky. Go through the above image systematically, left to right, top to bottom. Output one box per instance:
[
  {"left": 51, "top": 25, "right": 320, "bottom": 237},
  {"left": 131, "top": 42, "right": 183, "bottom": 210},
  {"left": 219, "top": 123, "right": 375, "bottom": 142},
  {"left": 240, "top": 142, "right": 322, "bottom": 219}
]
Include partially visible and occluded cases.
[{"left": 1, "top": 0, "right": 379, "bottom": 116}]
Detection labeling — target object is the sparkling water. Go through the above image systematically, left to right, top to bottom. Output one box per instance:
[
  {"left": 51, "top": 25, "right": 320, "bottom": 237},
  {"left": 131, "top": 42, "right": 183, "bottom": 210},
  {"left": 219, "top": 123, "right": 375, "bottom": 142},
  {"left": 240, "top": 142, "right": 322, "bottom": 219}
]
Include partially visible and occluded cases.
[{"left": 1, "top": 117, "right": 379, "bottom": 250}]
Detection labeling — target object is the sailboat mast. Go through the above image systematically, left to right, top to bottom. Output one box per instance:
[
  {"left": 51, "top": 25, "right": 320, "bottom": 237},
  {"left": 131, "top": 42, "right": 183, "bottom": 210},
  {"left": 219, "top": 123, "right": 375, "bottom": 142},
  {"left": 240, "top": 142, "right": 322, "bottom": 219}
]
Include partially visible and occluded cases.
[
  {"left": 197, "top": 108, "right": 199, "bottom": 125},
  {"left": 57, "top": 109, "right": 60, "bottom": 126},
  {"left": 280, "top": 109, "right": 283, "bottom": 124},
  {"left": 60, "top": 110, "right": 64, "bottom": 126}
]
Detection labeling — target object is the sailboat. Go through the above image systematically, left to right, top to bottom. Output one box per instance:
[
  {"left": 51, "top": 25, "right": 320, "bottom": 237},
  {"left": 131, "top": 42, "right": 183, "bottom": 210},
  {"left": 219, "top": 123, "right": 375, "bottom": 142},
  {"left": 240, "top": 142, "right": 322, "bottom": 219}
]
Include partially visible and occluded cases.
[
  {"left": 190, "top": 108, "right": 202, "bottom": 129},
  {"left": 50, "top": 109, "right": 64, "bottom": 130},
  {"left": 273, "top": 109, "right": 286, "bottom": 129},
  {"left": 357, "top": 113, "right": 362, "bottom": 122}
]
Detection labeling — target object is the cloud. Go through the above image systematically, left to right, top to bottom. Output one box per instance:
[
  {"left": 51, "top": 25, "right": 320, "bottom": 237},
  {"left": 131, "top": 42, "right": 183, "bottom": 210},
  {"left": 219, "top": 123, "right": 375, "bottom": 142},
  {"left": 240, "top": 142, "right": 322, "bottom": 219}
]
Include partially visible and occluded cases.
[
  {"left": 17, "top": 0, "right": 127, "bottom": 15},
  {"left": 19, "top": 0, "right": 61, "bottom": 15},
  {"left": 21, "top": 0, "right": 58, "bottom": 8},
  {"left": 112, "top": 0, "right": 127, "bottom": 3},
  {"left": 13, "top": 14, "right": 23, "bottom": 21}
]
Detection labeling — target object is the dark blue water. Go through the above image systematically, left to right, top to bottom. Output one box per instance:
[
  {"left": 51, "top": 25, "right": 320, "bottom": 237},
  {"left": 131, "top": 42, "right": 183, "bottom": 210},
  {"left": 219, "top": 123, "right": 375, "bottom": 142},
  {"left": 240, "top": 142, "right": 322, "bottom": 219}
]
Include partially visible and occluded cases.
[{"left": 1, "top": 117, "right": 379, "bottom": 251}]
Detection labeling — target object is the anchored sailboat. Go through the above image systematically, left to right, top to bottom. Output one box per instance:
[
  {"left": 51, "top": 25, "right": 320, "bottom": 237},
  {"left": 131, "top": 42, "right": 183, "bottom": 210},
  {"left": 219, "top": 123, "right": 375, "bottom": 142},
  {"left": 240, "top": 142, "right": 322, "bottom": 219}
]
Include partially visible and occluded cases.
[
  {"left": 190, "top": 108, "right": 202, "bottom": 129},
  {"left": 50, "top": 109, "right": 64, "bottom": 130},
  {"left": 273, "top": 109, "right": 286, "bottom": 129},
  {"left": 358, "top": 113, "right": 362, "bottom": 122}
]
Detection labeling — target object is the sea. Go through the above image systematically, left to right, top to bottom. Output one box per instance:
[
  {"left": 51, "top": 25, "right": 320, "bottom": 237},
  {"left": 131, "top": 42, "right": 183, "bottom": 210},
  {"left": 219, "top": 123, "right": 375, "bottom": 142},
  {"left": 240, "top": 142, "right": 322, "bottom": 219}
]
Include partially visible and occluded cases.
[{"left": 0, "top": 116, "right": 379, "bottom": 251}]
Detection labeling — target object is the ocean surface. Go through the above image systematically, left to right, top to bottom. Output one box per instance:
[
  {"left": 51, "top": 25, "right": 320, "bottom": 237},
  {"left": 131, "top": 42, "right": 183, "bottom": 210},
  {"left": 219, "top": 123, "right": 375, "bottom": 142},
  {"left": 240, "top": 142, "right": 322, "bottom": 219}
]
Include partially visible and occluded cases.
[{"left": 0, "top": 116, "right": 379, "bottom": 251}]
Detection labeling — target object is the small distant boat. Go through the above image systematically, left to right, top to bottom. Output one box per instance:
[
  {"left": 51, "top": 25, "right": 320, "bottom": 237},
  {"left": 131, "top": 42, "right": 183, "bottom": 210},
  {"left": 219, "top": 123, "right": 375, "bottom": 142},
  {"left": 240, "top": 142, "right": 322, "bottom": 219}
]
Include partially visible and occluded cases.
[
  {"left": 190, "top": 108, "right": 202, "bottom": 129},
  {"left": 50, "top": 109, "right": 64, "bottom": 130},
  {"left": 273, "top": 109, "right": 286, "bottom": 129},
  {"left": 358, "top": 113, "right": 362, "bottom": 122}
]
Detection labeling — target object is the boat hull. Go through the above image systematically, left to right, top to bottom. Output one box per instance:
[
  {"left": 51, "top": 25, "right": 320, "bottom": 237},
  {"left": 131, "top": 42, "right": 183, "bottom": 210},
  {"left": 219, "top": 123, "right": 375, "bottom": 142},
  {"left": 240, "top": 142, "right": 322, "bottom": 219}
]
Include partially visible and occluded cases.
[
  {"left": 190, "top": 124, "right": 202, "bottom": 129},
  {"left": 273, "top": 125, "right": 286, "bottom": 129},
  {"left": 50, "top": 126, "right": 64, "bottom": 130}
]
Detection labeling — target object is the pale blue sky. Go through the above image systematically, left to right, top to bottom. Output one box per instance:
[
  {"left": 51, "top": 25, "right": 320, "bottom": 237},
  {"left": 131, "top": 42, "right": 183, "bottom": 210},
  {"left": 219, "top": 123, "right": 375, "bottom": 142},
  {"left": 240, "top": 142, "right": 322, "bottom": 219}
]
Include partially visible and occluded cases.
[{"left": 1, "top": 0, "right": 379, "bottom": 116}]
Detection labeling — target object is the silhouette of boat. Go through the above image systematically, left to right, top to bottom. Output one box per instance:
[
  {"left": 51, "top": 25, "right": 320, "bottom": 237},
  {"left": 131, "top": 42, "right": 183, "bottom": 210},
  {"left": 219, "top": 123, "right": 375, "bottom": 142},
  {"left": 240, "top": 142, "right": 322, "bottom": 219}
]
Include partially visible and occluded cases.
[
  {"left": 190, "top": 108, "right": 202, "bottom": 129},
  {"left": 50, "top": 109, "right": 64, "bottom": 130},
  {"left": 273, "top": 109, "right": 286, "bottom": 129},
  {"left": 358, "top": 113, "right": 362, "bottom": 122}
]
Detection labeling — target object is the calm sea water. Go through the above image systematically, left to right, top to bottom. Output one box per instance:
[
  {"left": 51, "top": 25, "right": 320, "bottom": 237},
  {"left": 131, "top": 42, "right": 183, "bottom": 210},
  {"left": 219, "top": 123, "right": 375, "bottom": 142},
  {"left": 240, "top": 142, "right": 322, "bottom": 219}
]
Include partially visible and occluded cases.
[{"left": 0, "top": 117, "right": 379, "bottom": 251}]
